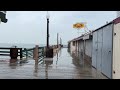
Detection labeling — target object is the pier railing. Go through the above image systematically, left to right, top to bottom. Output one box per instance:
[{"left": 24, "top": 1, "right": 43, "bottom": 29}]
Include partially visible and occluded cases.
[
  {"left": 0, "top": 45, "right": 60, "bottom": 60},
  {"left": 0, "top": 47, "right": 22, "bottom": 58},
  {"left": 22, "top": 47, "right": 45, "bottom": 62},
  {"left": 38, "top": 47, "right": 44, "bottom": 62},
  {"left": 22, "top": 48, "right": 33, "bottom": 59}
]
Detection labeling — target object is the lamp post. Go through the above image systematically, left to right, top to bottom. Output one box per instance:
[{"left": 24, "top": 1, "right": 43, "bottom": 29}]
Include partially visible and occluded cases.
[
  {"left": 45, "top": 11, "right": 53, "bottom": 58},
  {"left": 46, "top": 11, "right": 50, "bottom": 49},
  {"left": 57, "top": 33, "right": 59, "bottom": 48}
]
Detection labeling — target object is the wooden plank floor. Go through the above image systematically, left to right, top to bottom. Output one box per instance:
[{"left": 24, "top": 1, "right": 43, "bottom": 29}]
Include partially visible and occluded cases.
[{"left": 0, "top": 48, "right": 107, "bottom": 79}]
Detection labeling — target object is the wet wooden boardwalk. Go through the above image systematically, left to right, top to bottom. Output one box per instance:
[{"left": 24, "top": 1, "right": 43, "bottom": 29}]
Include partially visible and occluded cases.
[{"left": 0, "top": 48, "right": 107, "bottom": 79}]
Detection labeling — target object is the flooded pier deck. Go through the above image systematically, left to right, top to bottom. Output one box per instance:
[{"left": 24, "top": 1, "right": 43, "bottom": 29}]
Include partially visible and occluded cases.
[{"left": 0, "top": 48, "right": 107, "bottom": 79}]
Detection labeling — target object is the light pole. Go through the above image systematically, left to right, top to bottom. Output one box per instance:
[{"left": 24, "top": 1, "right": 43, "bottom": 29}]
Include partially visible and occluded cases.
[
  {"left": 45, "top": 11, "right": 53, "bottom": 58},
  {"left": 46, "top": 11, "right": 50, "bottom": 49},
  {"left": 57, "top": 33, "right": 59, "bottom": 48}
]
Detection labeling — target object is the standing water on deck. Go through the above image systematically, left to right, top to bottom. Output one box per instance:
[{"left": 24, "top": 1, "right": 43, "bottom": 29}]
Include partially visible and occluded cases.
[{"left": 0, "top": 48, "right": 107, "bottom": 79}]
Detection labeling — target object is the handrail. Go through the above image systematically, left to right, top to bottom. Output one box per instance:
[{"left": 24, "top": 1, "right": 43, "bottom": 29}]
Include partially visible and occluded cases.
[
  {"left": 0, "top": 46, "right": 45, "bottom": 61},
  {"left": 0, "top": 47, "right": 22, "bottom": 49},
  {"left": 22, "top": 47, "right": 45, "bottom": 61},
  {"left": 0, "top": 48, "right": 22, "bottom": 58}
]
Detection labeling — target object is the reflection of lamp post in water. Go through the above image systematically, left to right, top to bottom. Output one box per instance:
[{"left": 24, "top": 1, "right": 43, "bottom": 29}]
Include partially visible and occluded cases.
[
  {"left": 59, "top": 47, "right": 61, "bottom": 57},
  {"left": 56, "top": 51, "right": 59, "bottom": 65},
  {"left": 45, "top": 60, "right": 53, "bottom": 79},
  {"left": 45, "top": 63, "right": 48, "bottom": 79}
]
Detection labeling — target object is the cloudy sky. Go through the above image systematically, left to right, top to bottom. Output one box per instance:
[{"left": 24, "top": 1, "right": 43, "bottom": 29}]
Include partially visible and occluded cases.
[{"left": 0, "top": 11, "right": 117, "bottom": 45}]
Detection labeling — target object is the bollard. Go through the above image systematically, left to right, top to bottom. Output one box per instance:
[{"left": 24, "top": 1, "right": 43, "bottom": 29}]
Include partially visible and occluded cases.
[
  {"left": 33, "top": 45, "right": 39, "bottom": 63},
  {"left": 10, "top": 47, "right": 18, "bottom": 59},
  {"left": 46, "top": 47, "right": 53, "bottom": 58}
]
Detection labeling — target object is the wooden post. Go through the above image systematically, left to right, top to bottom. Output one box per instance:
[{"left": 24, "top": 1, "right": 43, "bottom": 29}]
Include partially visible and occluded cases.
[
  {"left": 33, "top": 45, "right": 39, "bottom": 63},
  {"left": 20, "top": 48, "right": 22, "bottom": 60}
]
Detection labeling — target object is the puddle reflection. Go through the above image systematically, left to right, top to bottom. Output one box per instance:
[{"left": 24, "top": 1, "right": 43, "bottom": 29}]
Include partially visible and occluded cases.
[
  {"left": 68, "top": 49, "right": 91, "bottom": 68},
  {"left": 56, "top": 51, "right": 59, "bottom": 65},
  {"left": 9, "top": 59, "right": 18, "bottom": 69},
  {"left": 9, "top": 59, "right": 29, "bottom": 69},
  {"left": 44, "top": 59, "right": 53, "bottom": 79},
  {"left": 34, "top": 61, "right": 39, "bottom": 77}
]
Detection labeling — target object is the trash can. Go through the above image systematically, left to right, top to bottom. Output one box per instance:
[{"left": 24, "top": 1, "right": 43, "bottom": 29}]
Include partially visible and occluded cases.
[
  {"left": 10, "top": 48, "right": 18, "bottom": 59},
  {"left": 46, "top": 48, "right": 53, "bottom": 58}
]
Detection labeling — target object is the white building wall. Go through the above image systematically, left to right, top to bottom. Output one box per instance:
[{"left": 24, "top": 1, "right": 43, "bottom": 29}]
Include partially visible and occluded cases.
[
  {"left": 117, "top": 11, "right": 120, "bottom": 18},
  {"left": 113, "top": 22, "right": 120, "bottom": 79},
  {"left": 70, "top": 41, "right": 75, "bottom": 53}
]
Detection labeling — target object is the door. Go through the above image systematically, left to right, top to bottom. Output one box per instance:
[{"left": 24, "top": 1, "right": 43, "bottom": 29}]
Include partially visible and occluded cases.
[
  {"left": 102, "top": 24, "right": 113, "bottom": 79},
  {"left": 96, "top": 29, "right": 103, "bottom": 72},
  {"left": 92, "top": 31, "right": 98, "bottom": 68},
  {"left": 79, "top": 41, "right": 84, "bottom": 54}
]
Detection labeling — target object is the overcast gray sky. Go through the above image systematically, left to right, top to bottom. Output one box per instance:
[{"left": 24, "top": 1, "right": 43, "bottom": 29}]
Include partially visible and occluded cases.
[{"left": 0, "top": 11, "right": 116, "bottom": 45}]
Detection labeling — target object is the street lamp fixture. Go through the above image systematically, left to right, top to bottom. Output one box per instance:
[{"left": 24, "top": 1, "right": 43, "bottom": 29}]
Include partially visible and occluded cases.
[
  {"left": 0, "top": 11, "right": 8, "bottom": 23},
  {"left": 46, "top": 11, "right": 50, "bottom": 19}
]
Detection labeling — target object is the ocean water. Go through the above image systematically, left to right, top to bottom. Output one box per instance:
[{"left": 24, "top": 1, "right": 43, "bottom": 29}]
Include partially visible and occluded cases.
[{"left": 0, "top": 43, "right": 45, "bottom": 49}]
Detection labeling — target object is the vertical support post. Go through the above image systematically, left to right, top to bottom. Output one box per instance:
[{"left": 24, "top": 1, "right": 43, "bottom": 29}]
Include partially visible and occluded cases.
[
  {"left": 0, "top": 18, "right": 1, "bottom": 24},
  {"left": 47, "top": 18, "right": 49, "bottom": 49},
  {"left": 83, "top": 26, "right": 87, "bottom": 66},
  {"left": 57, "top": 33, "right": 59, "bottom": 48},
  {"left": 83, "top": 39, "right": 85, "bottom": 66},
  {"left": 33, "top": 45, "right": 39, "bottom": 63},
  {"left": 42, "top": 47, "right": 44, "bottom": 57},
  {"left": 43, "top": 47, "right": 45, "bottom": 57},
  {"left": 20, "top": 48, "right": 22, "bottom": 60},
  {"left": 25, "top": 48, "right": 28, "bottom": 59}
]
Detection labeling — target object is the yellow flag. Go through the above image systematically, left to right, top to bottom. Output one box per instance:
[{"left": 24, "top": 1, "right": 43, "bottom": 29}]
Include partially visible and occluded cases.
[{"left": 73, "top": 23, "right": 85, "bottom": 29}]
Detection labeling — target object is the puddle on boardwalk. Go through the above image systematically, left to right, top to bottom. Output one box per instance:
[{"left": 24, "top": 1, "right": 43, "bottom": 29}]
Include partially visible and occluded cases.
[{"left": 0, "top": 48, "right": 107, "bottom": 79}]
